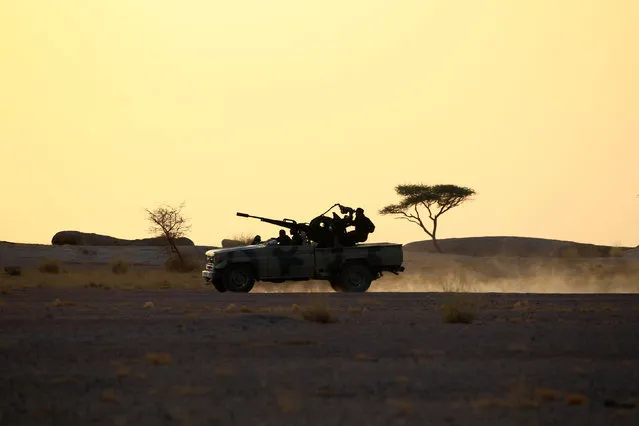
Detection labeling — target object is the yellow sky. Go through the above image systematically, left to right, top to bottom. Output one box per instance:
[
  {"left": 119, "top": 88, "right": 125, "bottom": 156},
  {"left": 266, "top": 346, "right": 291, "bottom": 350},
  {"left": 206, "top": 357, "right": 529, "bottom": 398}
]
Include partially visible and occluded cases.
[{"left": 1, "top": 0, "right": 638, "bottom": 247}]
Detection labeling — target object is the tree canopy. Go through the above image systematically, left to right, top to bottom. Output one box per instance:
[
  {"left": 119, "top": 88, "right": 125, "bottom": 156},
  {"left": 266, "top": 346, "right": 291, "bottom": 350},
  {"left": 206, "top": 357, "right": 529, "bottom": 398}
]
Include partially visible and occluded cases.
[{"left": 379, "top": 184, "right": 476, "bottom": 253}]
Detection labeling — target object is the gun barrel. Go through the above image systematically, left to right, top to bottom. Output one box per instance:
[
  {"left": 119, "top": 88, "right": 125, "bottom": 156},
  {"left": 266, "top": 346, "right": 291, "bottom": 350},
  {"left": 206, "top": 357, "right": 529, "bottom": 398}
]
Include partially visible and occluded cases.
[{"left": 236, "top": 212, "right": 307, "bottom": 231}]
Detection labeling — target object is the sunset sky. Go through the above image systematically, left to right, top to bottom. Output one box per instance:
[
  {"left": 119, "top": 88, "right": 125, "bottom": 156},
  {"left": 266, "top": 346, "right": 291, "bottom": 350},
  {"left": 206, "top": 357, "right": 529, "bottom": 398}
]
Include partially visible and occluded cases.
[{"left": 1, "top": 0, "right": 638, "bottom": 248}]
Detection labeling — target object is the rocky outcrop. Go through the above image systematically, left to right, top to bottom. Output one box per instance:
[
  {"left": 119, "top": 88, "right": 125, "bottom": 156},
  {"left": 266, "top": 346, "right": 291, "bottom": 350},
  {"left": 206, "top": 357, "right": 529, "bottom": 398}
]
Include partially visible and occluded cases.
[{"left": 51, "top": 231, "right": 194, "bottom": 247}]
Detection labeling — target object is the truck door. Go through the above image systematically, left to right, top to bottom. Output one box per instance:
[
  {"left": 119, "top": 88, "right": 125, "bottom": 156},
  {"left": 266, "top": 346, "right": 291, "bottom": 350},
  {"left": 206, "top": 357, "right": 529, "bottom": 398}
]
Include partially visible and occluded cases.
[{"left": 267, "top": 244, "right": 315, "bottom": 279}]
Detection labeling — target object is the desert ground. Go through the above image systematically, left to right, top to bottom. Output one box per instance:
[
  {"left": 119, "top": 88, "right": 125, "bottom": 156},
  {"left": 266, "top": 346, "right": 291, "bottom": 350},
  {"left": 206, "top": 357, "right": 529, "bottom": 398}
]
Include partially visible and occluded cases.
[{"left": 1, "top": 238, "right": 639, "bottom": 425}]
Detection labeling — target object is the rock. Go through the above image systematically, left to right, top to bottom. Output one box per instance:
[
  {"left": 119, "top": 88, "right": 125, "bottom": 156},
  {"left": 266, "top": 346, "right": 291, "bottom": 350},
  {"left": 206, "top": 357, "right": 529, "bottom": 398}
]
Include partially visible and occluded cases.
[{"left": 51, "top": 231, "right": 194, "bottom": 247}]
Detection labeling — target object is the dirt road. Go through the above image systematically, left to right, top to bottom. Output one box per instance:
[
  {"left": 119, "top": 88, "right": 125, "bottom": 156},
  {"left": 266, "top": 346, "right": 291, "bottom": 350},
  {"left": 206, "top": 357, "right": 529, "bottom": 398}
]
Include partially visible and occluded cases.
[{"left": 1, "top": 289, "right": 638, "bottom": 425}]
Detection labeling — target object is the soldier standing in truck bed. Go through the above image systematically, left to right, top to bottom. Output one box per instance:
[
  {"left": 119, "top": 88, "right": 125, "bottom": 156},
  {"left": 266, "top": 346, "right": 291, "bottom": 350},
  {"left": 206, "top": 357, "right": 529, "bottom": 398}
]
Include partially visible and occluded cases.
[
  {"left": 345, "top": 208, "right": 375, "bottom": 245},
  {"left": 290, "top": 228, "right": 304, "bottom": 245},
  {"left": 276, "top": 229, "right": 291, "bottom": 245}
]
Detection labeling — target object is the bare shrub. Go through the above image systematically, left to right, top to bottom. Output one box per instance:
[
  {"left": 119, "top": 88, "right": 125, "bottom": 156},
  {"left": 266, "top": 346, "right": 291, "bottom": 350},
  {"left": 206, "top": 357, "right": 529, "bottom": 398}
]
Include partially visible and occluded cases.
[{"left": 145, "top": 202, "right": 191, "bottom": 265}]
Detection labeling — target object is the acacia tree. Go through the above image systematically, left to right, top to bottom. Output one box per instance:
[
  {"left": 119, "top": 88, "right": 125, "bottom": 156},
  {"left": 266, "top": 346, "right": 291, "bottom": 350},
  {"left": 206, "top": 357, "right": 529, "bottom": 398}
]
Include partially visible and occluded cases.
[
  {"left": 379, "top": 184, "right": 476, "bottom": 253},
  {"left": 145, "top": 202, "right": 191, "bottom": 264}
]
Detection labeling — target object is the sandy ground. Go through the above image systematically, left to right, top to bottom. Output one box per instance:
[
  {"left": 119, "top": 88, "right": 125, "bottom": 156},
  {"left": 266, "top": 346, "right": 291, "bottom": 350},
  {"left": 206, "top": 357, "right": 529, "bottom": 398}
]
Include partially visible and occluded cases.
[{"left": 1, "top": 289, "right": 639, "bottom": 426}]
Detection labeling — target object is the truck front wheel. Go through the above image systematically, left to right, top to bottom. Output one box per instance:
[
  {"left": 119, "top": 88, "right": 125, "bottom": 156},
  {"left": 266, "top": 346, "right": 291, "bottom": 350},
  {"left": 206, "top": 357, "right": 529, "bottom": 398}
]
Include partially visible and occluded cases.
[
  {"left": 338, "top": 263, "right": 372, "bottom": 292},
  {"left": 223, "top": 265, "right": 256, "bottom": 293},
  {"left": 212, "top": 279, "right": 227, "bottom": 293}
]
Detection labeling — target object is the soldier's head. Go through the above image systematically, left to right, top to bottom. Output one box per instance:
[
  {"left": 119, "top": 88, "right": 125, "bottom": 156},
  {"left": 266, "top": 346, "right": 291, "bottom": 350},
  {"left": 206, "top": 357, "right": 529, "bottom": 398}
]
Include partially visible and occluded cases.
[
  {"left": 356, "top": 207, "right": 364, "bottom": 216},
  {"left": 279, "top": 229, "right": 286, "bottom": 237}
]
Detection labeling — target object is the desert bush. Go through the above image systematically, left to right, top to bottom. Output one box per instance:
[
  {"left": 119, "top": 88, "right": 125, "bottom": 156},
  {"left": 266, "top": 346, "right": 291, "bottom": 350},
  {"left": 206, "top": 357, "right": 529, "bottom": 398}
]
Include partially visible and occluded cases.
[
  {"left": 39, "top": 259, "right": 61, "bottom": 274},
  {"left": 110, "top": 259, "right": 130, "bottom": 275}
]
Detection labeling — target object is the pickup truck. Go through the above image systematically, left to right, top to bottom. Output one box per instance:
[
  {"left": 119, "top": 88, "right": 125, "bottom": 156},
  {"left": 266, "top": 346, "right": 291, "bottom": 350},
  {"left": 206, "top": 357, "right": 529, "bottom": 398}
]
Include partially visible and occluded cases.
[{"left": 201, "top": 241, "right": 405, "bottom": 293}]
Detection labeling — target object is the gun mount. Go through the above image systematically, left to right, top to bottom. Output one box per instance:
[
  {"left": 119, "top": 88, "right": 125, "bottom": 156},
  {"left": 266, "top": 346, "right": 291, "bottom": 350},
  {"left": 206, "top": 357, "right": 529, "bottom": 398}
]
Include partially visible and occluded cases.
[{"left": 237, "top": 203, "right": 360, "bottom": 248}]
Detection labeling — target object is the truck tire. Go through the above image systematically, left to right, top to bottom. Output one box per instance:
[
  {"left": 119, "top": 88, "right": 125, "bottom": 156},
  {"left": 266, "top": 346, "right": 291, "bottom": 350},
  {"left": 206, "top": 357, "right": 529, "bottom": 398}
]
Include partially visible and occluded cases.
[
  {"left": 338, "top": 263, "right": 372, "bottom": 292},
  {"left": 223, "top": 265, "right": 255, "bottom": 293},
  {"left": 212, "top": 279, "right": 227, "bottom": 293},
  {"left": 329, "top": 279, "right": 343, "bottom": 292}
]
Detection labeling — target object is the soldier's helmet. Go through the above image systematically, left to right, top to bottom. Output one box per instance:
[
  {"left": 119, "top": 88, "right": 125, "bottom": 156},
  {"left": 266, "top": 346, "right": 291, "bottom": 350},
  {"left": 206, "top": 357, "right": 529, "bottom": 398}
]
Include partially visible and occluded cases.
[{"left": 356, "top": 208, "right": 364, "bottom": 214}]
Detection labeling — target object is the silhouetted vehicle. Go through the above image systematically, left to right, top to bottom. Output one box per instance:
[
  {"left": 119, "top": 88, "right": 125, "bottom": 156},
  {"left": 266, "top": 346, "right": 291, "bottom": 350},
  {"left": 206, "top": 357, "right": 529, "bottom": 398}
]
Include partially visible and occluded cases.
[{"left": 201, "top": 204, "right": 405, "bottom": 293}]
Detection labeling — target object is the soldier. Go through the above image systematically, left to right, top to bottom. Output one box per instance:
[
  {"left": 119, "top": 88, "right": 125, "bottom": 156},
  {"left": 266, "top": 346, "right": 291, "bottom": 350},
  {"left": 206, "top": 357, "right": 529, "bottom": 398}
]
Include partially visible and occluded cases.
[
  {"left": 345, "top": 208, "right": 375, "bottom": 245},
  {"left": 290, "top": 228, "right": 304, "bottom": 245},
  {"left": 276, "top": 229, "right": 291, "bottom": 245},
  {"left": 251, "top": 235, "right": 262, "bottom": 245}
]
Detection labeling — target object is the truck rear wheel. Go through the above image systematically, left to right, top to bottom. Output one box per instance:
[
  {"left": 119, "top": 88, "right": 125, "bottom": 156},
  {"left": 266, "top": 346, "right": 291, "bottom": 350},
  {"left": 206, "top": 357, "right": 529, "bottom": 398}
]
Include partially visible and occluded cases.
[
  {"left": 338, "top": 263, "right": 372, "bottom": 292},
  {"left": 223, "top": 265, "right": 255, "bottom": 293},
  {"left": 329, "top": 279, "right": 343, "bottom": 292}
]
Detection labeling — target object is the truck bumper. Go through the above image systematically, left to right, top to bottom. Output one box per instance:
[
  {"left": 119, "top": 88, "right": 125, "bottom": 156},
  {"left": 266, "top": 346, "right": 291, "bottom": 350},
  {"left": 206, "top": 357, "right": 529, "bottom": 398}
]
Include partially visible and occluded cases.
[{"left": 202, "top": 268, "right": 223, "bottom": 283}]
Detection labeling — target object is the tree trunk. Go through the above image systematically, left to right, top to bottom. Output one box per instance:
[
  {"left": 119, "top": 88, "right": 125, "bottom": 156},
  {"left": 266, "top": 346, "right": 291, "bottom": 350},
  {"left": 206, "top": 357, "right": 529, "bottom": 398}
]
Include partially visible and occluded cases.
[
  {"left": 431, "top": 218, "right": 443, "bottom": 253},
  {"left": 168, "top": 237, "right": 184, "bottom": 264},
  {"left": 432, "top": 237, "right": 443, "bottom": 253}
]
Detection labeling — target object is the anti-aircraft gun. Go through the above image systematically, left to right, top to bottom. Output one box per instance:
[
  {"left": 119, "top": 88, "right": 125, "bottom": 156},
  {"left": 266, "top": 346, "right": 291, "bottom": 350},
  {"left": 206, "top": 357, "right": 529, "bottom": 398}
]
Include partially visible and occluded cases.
[{"left": 236, "top": 203, "right": 360, "bottom": 248}]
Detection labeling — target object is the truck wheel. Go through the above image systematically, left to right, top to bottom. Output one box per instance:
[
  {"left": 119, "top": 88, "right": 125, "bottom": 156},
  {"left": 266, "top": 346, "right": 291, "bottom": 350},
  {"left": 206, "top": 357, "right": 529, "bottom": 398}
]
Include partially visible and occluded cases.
[
  {"left": 338, "top": 263, "right": 372, "bottom": 292},
  {"left": 223, "top": 265, "right": 255, "bottom": 293},
  {"left": 212, "top": 279, "right": 227, "bottom": 293},
  {"left": 329, "top": 279, "right": 343, "bottom": 292}
]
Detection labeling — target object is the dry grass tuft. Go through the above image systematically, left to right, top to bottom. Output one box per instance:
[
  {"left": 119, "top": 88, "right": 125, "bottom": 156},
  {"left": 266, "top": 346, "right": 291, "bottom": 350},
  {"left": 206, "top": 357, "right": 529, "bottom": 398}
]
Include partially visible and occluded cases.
[
  {"left": 164, "top": 253, "right": 201, "bottom": 273},
  {"left": 39, "top": 259, "right": 62, "bottom": 274},
  {"left": 110, "top": 259, "right": 130, "bottom": 275},
  {"left": 4, "top": 266, "right": 21, "bottom": 276},
  {"left": 441, "top": 296, "right": 477, "bottom": 324},
  {"left": 299, "top": 297, "right": 338, "bottom": 324},
  {"left": 52, "top": 298, "right": 75, "bottom": 307},
  {"left": 357, "top": 298, "right": 383, "bottom": 306},
  {"left": 145, "top": 352, "right": 173, "bottom": 365},
  {"left": 355, "top": 353, "right": 378, "bottom": 361},
  {"left": 116, "top": 366, "right": 131, "bottom": 378},
  {"left": 214, "top": 366, "right": 234, "bottom": 376},
  {"left": 471, "top": 378, "right": 549, "bottom": 409},
  {"left": 174, "top": 386, "right": 210, "bottom": 396},
  {"left": 101, "top": 388, "right": 119, "bottom": 404},
  {"left": 535, "top": 388, "right": 558, "bottom": 401},
  {"left": 275, "top": 390, "right": 301, "bottom": 414},
  {"left": 565, "top": 394, "right": 589, "bottom": 405},
  {"left": 386, "top": 398, "right": 413, "bottom": 415}
]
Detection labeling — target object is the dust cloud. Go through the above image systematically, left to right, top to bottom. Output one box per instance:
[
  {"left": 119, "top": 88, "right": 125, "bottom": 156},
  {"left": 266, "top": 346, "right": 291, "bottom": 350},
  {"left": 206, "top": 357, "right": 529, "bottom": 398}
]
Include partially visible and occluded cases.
[{"left": 253, "top": 253, "right": 639, "bottom": 294}]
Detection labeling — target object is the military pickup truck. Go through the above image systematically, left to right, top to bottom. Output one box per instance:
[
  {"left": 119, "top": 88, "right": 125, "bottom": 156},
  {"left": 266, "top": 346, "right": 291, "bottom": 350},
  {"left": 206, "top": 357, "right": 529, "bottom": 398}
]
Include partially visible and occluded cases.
[{"left": 201, "top": 241, "right": 405, "bottom": 293}]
